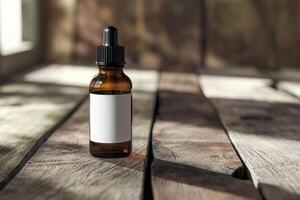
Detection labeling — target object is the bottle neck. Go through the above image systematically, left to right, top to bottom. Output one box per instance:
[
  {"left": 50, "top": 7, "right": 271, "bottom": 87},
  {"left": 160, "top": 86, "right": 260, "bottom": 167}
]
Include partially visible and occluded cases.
[{"left": 98, "top": 65, "right": 124, "bottom": 76}]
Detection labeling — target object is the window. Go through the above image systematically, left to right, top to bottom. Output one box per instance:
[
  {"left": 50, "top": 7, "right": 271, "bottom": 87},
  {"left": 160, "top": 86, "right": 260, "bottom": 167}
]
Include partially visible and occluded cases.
[{"left": 0, "top": 0, "right": 39, "bottom": 77}]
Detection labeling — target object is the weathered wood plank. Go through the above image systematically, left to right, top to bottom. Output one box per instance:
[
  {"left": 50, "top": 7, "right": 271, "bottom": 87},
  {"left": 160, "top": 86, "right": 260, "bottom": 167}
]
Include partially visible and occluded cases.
[
  {"left": 0, "top": 70, "right": 158, "bottom": 200},
  {"left": 152, "top": 72, "right": 261, "bottom": 200},
  {"left": 200, "top": 75, "right": 300, "bottom": 200},
  {"left": 0, "top": 76, "right": 87, "bottom": 188}
]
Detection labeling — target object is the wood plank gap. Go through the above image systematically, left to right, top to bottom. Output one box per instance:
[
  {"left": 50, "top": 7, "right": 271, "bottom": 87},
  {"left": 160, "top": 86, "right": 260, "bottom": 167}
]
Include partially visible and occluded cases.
[
  {"left": 0, "top": 65, "right": 90, "bottom": 189},
  {"left": 0, "top": 69, "right": 158, "bottom": 200},
  {"left": 152, "top": 72, "right": 261, "bottom": 200},
  {"left": 200, "top": 74, "right": 300, "bottom": 200},
  {"left": 142, "top": 92, "right": 159, "bottom": 200},
  {"left": 0, "top": 94, "right": 88, "bottom": 189},
  {"left": 204, "top": 94, "right": 249, "bottom": 179}
]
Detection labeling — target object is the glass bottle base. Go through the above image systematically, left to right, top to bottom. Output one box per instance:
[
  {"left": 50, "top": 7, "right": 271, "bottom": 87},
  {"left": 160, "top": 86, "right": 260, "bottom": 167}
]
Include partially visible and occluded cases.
[{"left": 90, "top": 140, "right": 131, "bottom": 158}]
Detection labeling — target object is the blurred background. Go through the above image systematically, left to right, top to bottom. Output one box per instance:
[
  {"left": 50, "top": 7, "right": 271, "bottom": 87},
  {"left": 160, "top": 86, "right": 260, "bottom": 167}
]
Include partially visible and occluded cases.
[{"left": 0, "top": 0, "right": 299, "bottom": 77}]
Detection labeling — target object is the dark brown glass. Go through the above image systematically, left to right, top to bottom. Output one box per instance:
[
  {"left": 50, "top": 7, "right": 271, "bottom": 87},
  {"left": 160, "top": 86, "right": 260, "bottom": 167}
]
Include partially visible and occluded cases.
[{"left": 89, "top": 66, "right": 132, "bottom": 157}]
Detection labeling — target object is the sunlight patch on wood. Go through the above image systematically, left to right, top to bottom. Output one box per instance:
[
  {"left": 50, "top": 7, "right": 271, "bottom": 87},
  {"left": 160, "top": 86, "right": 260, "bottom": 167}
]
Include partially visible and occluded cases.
[
  {"left": 23, "top": 64, "right": 158, "bottom": 92},
  {"left": 200, "top": 75, "right": 297, "bottom": 104}
]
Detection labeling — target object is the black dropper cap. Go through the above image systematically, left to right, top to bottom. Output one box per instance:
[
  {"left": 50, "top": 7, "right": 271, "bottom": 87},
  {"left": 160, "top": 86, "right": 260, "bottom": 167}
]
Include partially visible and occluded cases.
[{"left": 96, "top": 26, "right": 125, "bottom": 66}]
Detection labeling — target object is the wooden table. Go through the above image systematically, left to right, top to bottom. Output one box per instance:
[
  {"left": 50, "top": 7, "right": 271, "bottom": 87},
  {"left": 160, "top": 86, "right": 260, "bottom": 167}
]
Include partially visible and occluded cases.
[{"left": 0, "top": 65, "right": 299, "bottom": 200}]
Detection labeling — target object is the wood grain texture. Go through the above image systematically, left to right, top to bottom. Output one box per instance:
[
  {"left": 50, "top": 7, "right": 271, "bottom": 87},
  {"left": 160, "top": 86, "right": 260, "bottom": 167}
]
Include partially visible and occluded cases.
[
  {"left": 0, "top": 70, "right": 158, "bottom": 200},
  {"left": 151, "top": 72, "right": 261, "bottom": 200},
  {"left": 200, "top": 75, "right": 300, "bottom": 200},
  {"left": 0, "top": 80, "right": 86, "bottom": 188}
]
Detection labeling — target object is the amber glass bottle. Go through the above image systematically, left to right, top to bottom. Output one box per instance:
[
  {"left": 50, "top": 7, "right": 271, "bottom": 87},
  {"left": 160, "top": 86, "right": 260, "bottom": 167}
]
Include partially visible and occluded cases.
[{"left": 89, "top": 26, "right": 132, "bottom": 157}]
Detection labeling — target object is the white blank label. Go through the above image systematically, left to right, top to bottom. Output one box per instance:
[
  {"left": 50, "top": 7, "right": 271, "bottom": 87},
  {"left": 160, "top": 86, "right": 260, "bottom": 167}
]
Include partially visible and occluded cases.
[{"left": 90, "top": 93, "right": 131, "bottom": 143}]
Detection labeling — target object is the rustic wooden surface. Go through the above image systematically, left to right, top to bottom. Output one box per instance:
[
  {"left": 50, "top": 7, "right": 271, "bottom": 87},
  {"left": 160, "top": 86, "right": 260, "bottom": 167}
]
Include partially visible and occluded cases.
[
  {"left": 0, "top": 70, "right": 158, "bottom": 200},
  {"left": 151, "top": 72, "right": 261, "bottom": 200},
  {"left": 200, "top": 75, "right": 300, "bottom": 200},
  {"left": 0, "top": 81, "right": 86, "bottom": 189}
]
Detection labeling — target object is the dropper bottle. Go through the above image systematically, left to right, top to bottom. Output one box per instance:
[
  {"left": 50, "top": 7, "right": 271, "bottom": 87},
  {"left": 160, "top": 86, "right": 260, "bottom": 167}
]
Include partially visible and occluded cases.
[{"left": 89, "top": 26, "right": 132, "bottom": 157}]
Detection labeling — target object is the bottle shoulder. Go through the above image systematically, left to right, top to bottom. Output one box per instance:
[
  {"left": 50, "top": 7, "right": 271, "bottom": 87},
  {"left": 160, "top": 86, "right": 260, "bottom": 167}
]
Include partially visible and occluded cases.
[{"left": 89, "top": 71, "right": 132, "bottom": 94}]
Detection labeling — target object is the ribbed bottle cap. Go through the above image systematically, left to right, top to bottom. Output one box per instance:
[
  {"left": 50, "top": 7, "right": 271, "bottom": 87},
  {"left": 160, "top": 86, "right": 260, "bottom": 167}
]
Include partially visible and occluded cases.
[{"left": 96, "top": 26, "right": 125, "bottom": 66}]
